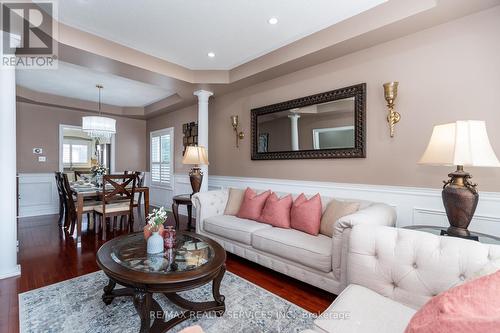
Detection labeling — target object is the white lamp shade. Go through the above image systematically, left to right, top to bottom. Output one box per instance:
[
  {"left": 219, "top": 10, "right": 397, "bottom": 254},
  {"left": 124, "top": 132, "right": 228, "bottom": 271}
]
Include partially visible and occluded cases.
[
  {"left": 82, "top": 116, "right": 116, "bottom": 138},
  {"left": 419, "top": 120, "right": 500, "bottom": 167},
  {"left": 182, "top": 146, "right": 209, "bottom": 165}
]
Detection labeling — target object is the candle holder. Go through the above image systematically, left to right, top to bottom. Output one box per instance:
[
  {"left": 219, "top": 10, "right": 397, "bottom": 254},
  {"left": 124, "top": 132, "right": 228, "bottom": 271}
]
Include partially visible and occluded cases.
[
  {"left": 383, "top": 82, "right": 400, "bottom": 137},
  {"left": 163, "top": 226, "right": 176, "bottom": 250}
]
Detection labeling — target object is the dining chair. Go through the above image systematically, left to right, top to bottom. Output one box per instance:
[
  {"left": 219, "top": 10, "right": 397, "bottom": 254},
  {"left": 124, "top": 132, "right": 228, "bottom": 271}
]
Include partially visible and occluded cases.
[
  {"left": 74, "top": 171, "right": 93, "bottom": 182},
  {"left": 124, "top": 171, "right": 145, "bottom": 206},
  {"left": 135, "top": 171, "right": 145, "bottom": 205},
  {"left": 54, "top": 172, "right": 66, "bottom": 226},
  {"left": 61, "top": 173, "right": 100, "bottom": 234},
  {"left": 94, "top": 174, "right": 137, "bottom": 240}
]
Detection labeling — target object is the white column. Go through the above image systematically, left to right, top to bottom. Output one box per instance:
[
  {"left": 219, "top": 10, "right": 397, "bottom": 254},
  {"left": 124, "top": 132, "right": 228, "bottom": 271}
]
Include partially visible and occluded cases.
[
  {"left": 0, "top": 32, "right": 21, "bottom": 279},
  {"left": 193, "top": 90, "right": 213, "bottom": 192},
  {"left": 288, "top": 113, "right": 301, "bottom": 151}
]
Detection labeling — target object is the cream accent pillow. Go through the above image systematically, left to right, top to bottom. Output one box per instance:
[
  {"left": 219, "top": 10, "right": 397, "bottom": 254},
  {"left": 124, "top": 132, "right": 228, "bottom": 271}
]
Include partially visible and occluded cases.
[
  {"left": 224, "top": 188, "right": 245, "bottom": 215},
  {"left": 320, "top": 199, "right": 360, "bottom": 237}
]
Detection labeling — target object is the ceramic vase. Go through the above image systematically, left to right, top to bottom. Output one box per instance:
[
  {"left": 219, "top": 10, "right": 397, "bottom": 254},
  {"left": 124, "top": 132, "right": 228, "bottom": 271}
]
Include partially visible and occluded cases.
[
  {"left": 144, "top": 224, "right": 164, "bottom": 240},
  {"left": 147, "top": 231, "right": 164, "bottom": 254}
]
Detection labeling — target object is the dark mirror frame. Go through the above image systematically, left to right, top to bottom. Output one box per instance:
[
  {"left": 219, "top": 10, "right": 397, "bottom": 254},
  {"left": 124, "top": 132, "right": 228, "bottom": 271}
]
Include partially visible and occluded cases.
[{"left": 251, "top": 83, "right": 366, "bottom": 160}]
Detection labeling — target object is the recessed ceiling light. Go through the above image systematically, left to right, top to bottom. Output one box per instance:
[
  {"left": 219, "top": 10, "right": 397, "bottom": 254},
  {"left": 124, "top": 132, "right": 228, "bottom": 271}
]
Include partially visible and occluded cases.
[
  {"left": 268, "top": 17, "right": 278, "bottom": 25},
  {"left": 207, "top": 52, "right": 215, "bottom": 58}
]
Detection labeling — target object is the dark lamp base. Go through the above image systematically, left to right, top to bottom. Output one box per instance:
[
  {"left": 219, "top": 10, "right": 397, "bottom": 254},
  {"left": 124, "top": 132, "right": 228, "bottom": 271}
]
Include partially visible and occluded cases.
[
  {"left": 442, "top": 166, "right": 478, "bottom": 238},
  {"left": 189, "top": 167, "right": 203, "bottom": 195}
]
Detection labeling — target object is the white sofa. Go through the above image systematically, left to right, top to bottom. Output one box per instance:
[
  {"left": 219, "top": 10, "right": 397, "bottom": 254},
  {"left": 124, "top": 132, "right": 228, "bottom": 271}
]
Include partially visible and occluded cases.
[
  {"left": 192, "top": 189, "right": 396, "bottom": 295},
  {"left": 304, "top": 224, "right": 500, "bottom": 333}
]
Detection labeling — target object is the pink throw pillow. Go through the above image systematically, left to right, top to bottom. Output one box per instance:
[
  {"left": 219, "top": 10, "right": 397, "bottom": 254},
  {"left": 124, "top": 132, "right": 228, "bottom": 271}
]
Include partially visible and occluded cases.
[
  {"left": 236, "top": 188, "right": 271, "bottom": 220},
  {"left": 258, "top": 193, "right": 293, "bottom": 228},
  {"left": 290, "top": 193, "right": 322, "bottom": 235},
  {"left": 405, "top": 270, "right": 500, "bottom": 333},
  {"left": 178, "top": 326, "right": 204, "bottom": 333}
]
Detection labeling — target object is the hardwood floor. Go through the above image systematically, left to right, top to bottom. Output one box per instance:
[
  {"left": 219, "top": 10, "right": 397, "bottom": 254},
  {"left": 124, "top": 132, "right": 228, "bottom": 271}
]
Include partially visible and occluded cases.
[{"left": 0, "top": 210, "right": 335, "bottom": 332}]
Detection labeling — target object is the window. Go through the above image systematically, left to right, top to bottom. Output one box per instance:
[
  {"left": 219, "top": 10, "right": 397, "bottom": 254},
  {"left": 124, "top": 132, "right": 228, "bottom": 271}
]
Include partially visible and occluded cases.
[
  {"left": 150, "top": 128, "right": 174, "bottom": 188},
  {"left": 63, "top": 139, "right": 92, "bottom": 167}
]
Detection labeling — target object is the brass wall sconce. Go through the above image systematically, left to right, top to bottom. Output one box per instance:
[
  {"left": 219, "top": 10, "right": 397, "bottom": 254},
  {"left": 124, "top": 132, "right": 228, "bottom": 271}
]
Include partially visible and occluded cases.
[
  {"left": 383, "top": 81, "right": 400, "bottom": 137},
  {"left": 230, "top": 115, "right": 245, "bottom": 148}
]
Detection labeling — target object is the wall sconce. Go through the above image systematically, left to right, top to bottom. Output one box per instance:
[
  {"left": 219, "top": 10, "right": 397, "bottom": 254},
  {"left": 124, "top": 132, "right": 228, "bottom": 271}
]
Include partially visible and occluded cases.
[
  {"left": 383, "top": 81, "right": 400, "bottom": 137},
  {"left": 230, "top": 115, "right": 245, "bottom": 148}
]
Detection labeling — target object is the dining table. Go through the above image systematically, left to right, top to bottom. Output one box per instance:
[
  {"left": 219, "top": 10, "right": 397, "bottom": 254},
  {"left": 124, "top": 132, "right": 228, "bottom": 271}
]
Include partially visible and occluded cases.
[{"left": 71, "top": 183, "right": 150, "bottom": 247}]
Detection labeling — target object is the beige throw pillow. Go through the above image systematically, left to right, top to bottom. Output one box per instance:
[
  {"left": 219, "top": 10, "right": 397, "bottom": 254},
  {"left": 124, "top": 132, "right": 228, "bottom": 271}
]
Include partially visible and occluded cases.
[
  {"left": 224, "top": 188, "right": 245, "bottom": 215},
  {"left": 320, "top": 199, "right": 360, "bottom": 237}
]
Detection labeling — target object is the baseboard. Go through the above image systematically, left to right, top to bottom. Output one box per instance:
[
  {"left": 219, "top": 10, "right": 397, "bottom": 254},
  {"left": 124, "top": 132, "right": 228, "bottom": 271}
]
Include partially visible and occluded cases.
[{"left": 0, "top": 264, "right": 21, "bottom": 280}]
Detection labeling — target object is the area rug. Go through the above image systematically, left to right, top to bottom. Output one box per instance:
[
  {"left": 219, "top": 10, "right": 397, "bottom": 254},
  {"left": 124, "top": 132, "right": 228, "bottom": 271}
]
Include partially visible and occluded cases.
[{"left": 19, "top": 270, "right": 315, "bottom": 333}]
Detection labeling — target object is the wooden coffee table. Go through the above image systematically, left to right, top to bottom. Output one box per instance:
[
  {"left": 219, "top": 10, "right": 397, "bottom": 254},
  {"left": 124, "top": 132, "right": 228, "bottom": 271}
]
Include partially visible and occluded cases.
[{"left": 96, "top": 232, "right": 226, "bottom": 333}]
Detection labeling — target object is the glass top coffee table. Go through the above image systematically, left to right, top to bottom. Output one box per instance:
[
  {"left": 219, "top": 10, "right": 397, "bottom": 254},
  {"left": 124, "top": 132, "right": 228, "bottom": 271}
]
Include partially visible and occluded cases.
[
  {"left": 404, "top": 225, "right": 500, "bottom": 245},
  {"left": 97, "top": 232, "right": 226, "bottom": 333}
]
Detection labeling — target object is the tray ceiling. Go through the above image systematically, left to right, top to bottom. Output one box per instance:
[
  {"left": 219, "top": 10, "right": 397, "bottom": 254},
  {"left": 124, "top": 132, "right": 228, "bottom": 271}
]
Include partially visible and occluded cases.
[{"left": 54, "top": 0, "right": 387, "bottom": 70}]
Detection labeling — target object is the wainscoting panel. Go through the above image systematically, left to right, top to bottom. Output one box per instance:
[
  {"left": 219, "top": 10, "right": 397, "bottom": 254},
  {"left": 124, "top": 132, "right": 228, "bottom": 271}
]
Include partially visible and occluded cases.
[
  {"left": 18, "top": 173, "right": 59, "bottom": 217},
  {"left": 18, "top": 173, "right": 500, "bottom": 237},
  {"left": 207, "top": 175, "right": 500, "bottom": 237}
]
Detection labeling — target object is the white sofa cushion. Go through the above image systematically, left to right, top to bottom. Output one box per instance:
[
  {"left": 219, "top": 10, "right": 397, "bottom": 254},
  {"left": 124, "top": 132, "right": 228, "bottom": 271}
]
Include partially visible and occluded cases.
[
  {"left": 204, "top": 215, "right": 272, "bottom": 245},
  {"left": 252, "top": 228, "right": 332, "bottom": 273},
  {"left": 313, "top": 284, "right": 416, "bottom": 333}
]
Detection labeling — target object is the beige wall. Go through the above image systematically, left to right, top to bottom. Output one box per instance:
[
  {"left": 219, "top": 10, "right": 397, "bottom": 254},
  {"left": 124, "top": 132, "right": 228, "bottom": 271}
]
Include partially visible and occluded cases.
[
  {"left": 148, "top": 7, "right": 500, "bottom": 191},
  {"left": 17, "top": 102, "right": 147, "bottom": 173},
  {"left": 146, "top": 104, "right": 198, "bottom": 173}
]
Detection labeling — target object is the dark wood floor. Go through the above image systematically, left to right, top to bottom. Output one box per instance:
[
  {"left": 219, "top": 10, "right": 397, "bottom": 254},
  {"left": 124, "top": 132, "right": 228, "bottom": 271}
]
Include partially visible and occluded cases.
[{"left": 0, "top": 210, "right": 335, "bottom": 332}]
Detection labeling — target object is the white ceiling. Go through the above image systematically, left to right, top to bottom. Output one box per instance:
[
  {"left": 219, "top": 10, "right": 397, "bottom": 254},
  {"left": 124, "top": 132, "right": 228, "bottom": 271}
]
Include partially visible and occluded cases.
[
  {"left": 55, "top": 0, "right": 387, "bottom": 70},
  {"left": 16, "top": 61, "right": 174, "bottom": 107}
]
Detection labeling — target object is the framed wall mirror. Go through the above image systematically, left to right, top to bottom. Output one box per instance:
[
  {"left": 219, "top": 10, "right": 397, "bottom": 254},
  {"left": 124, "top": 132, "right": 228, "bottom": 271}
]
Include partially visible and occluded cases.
[{"left": 251, "top": 83, "right": 366, "bottom": 160}]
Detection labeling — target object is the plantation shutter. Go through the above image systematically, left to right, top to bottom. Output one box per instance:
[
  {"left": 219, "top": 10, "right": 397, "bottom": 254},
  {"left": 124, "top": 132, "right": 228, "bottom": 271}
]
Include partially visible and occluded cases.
[{"left": 150, "top": 128, "right": 173, "bottom": 188}]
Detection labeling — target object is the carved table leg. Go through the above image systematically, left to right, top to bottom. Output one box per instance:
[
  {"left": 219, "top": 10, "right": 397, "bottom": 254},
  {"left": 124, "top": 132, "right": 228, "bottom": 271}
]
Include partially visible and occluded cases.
[
  {"left": 172, "top": 200, "right": 180, "bottom": 230},
  {"left": 186, "top": 204, "right": 193, "bottom": 231},
  {"left": 159, "top": 265, "right": 226, "bottom": 332},
  {"left": 212, "top": 265, "right": 226, "bottom": 315},
  {"left": 102, "top": 279, "right": 117, "bottom": 305},
  {"left": 133, "top": 290, "right": 152, "bottom": 333}
]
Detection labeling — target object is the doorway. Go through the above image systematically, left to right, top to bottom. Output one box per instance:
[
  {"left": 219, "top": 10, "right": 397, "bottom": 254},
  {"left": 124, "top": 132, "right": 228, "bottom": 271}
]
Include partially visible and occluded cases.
[{"left": 58, "top": 124, "right": 115, "bottom": 180}]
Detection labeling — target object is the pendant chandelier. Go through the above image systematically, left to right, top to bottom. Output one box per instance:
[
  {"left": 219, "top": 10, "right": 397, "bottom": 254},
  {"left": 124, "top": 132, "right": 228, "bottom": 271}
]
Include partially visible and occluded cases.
[{"left": 82, "top": 84, "right": 116, "bottom": 139}]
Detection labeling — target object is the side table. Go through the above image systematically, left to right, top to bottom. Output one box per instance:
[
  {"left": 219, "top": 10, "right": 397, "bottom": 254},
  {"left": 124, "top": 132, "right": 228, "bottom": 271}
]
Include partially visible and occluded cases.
[
  {"left": 172, "top": 194, "right": 194, "bottom": 231},
  {"left": 403, "top": 225, "right": 500, "bottom": 245}
]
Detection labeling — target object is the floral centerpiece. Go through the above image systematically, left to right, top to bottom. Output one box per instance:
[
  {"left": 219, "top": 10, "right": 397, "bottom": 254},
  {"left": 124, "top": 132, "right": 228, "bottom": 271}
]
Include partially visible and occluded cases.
[
  {"left": 91, "top": 164, "right": 107, "bottom": 186},
  {"left": 145, "top": 207, "right": 168, "bottom": 254},
  {"left": 146, "top": 207, "right": 168, "bottom": 233}
]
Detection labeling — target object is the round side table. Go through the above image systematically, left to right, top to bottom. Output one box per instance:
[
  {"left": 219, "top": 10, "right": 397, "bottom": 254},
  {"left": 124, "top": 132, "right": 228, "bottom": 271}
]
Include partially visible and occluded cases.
[
  {"left": 172, "top": 194, "right": 194, "bottom": 231},
  {"left": 404, "top": 225, "right": 500, "bottom": 245}
]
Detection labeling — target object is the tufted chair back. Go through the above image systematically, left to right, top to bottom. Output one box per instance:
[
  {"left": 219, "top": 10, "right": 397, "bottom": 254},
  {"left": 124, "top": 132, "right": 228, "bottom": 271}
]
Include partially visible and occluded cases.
[{"left": 348, "top": 225, "right": 500, "bottom": 309}]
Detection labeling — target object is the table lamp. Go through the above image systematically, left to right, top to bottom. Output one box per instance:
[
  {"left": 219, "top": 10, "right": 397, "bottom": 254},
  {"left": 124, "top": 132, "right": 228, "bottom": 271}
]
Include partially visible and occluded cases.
[
  {"left": 419, "top": 120, "right": 500, "bottom": 237},
  {"left": 182, "top": 146, "right": 209, "bottom": 194}
]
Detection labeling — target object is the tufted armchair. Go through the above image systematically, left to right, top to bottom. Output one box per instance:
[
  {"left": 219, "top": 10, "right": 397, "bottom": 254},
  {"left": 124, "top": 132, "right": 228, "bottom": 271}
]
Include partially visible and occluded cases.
[{"left": 305, "top": 224, "right": 500, "bottom": 333}]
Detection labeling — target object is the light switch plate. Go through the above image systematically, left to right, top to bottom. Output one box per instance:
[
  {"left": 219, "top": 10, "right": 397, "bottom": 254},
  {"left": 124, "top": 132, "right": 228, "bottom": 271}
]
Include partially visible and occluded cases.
[
  {"left": 33, "top": 148, "right": 43, "bottom": 154},
  {"left": 38, "top": 156, "right": 46, "bottom": 162}
]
